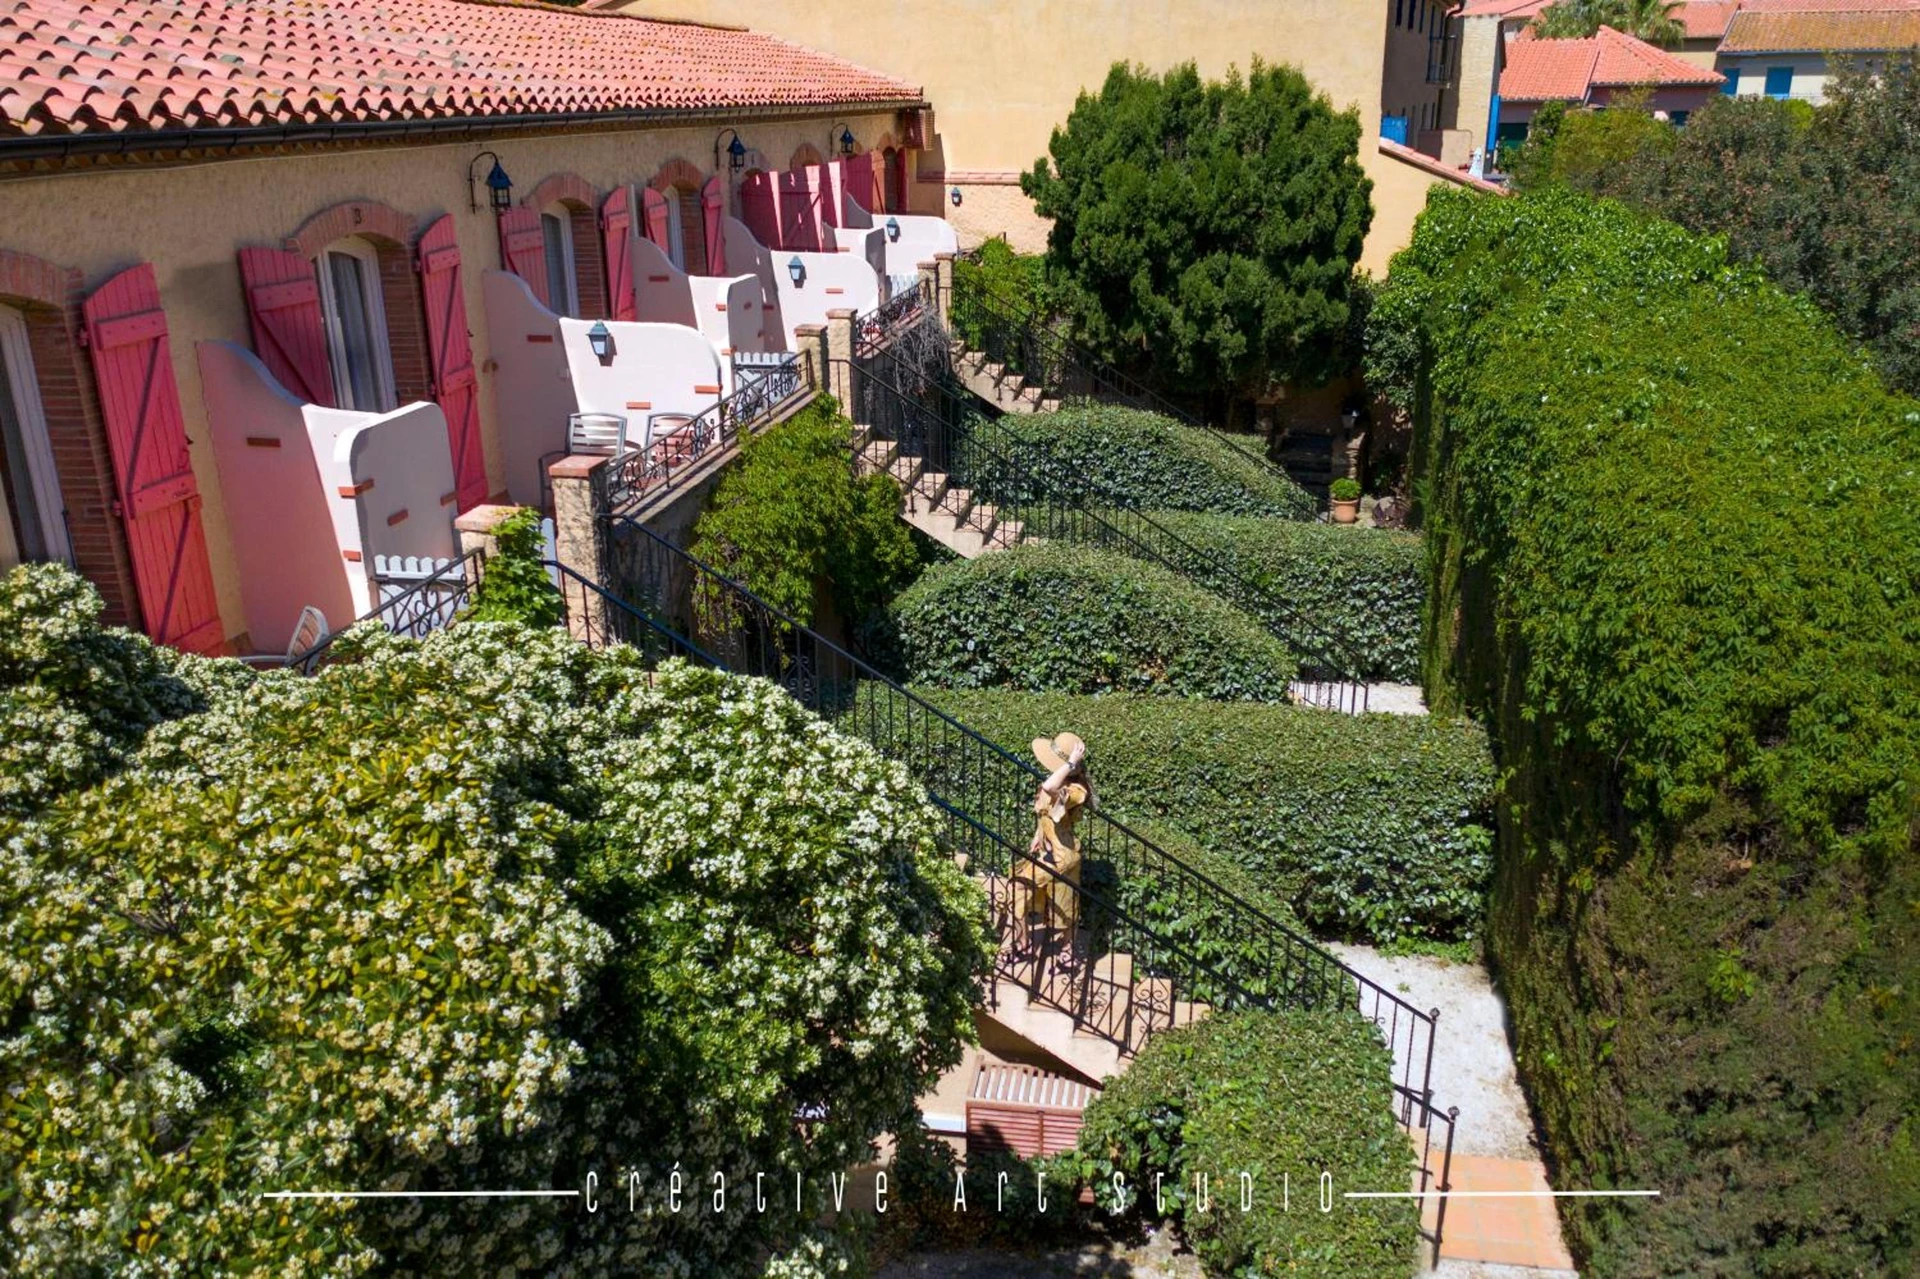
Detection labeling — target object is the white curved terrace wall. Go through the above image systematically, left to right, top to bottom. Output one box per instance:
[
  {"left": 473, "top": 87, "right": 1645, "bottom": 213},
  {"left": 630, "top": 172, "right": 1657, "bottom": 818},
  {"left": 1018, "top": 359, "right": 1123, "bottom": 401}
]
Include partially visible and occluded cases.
[
  {"left": 483, "top": 269, "right": 578, "bottom": 507},
  {"left": 558, "top": 317, "right": 726, "bottom": 445}
]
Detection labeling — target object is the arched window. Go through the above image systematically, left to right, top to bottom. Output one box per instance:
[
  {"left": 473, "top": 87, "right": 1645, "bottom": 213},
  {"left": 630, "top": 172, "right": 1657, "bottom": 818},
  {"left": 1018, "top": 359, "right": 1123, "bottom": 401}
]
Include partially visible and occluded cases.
[
  {"left": 540, "top": 203, "right": 580, "bottom": 316},
  {"left": 314, "top": 236, "right": 397, "bottom": 412},
  {"left": 0, "top": 304, "right": 68, "bottom": 568}
]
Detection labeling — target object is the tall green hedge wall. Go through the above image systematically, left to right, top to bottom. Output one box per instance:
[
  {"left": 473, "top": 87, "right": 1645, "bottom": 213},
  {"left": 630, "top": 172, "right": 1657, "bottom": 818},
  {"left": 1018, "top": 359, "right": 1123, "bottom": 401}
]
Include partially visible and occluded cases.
[
  {"left": 1375, "top": 187, "right": 1920, "bottom": 1273},
  {"left": 952, "top": 404, "right": 1316, "bottom": 519},
  {"left": 1144, "top": 511, "right": 1424, "bottom": 682},
  {"left": 886, "top": 542, "right": 1299, "bottom": 701},
  {"left": 912, "top": 686, "right": 1495, "bottom": 943}
]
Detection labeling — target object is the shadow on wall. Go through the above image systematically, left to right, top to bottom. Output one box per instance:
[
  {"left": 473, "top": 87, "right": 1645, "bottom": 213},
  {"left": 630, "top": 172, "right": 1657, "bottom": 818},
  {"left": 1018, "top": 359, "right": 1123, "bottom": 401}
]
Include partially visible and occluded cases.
[{"left": 198, "top": 339, "right": 457, "bottom": 650}]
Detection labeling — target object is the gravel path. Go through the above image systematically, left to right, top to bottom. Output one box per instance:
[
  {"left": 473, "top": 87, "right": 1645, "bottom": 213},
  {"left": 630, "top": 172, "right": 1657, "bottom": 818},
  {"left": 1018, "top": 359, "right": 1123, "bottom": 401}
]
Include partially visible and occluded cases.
[{"left": 1329, "top": 945, "right": 1539, "bottom": 1161}]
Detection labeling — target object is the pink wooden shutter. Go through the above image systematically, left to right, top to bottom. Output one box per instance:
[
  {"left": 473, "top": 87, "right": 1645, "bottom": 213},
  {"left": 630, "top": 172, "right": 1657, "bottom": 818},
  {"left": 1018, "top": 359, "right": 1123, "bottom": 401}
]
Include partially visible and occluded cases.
[
  {"left": 888, "top": 149, "right": 909, "bottom": 214},
  {"left": 843, "top": 155, "right": 877, "bottom": 218},
  {"left": 778, "top": 169, "right": 819, "bottom": 251},
  {"left": 740, "top": 171, "right": 779, "bottom": 248},
  {"left": 701, "top": 176, "right": 728, "bottom": 276},
  {"left": 600, "top": 186, "right": 637, "bottom": 321},
  {"left": 640, "top": 186, "right": 672, "bottom": 254},
  {"left": 497, "top": 206, "right": 550, "bottom": 307},
  {"left": 415, "top": 215, "right": 488, "bottom": 513},
  {"left": 238, "top": 246, "right": 334, "bottom": 406},
  {"left": 82, "top": 264, "right": 224, "bottom": 654}
]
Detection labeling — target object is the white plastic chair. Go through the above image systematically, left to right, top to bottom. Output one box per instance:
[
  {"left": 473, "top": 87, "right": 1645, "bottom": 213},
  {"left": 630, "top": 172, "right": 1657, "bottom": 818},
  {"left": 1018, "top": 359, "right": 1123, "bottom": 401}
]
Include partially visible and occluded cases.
[
  {"left": 540, "top": 412, "right": 631, "bottom": 508},
  {"left": 238, "top": 605, "right": 329, "bottom": 669}
]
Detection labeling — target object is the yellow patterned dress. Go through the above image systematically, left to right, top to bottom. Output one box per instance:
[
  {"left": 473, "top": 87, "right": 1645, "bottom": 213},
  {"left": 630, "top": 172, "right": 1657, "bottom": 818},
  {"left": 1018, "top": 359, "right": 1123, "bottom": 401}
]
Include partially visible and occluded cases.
[{"left": 1022, "top": 779, "right": 1088, "bottom": 938}]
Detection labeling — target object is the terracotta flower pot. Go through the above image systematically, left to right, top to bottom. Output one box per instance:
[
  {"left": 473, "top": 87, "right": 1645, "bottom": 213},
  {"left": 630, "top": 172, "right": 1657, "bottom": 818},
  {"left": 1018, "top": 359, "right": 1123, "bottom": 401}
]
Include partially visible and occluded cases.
[{"left": 1330, "top": 497, "right": 1360, "bottom": 525}]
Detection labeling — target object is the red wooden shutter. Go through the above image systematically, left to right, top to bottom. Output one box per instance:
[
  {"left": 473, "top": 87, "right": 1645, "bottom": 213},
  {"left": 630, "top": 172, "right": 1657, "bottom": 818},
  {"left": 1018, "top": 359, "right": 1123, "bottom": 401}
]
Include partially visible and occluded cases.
[
  {"left": 888, "top": 149, "right": 909, "bottom": 214},
  {"left": 843, "top": 156, "right": 877, "bottom": 218},
  {"left": 778, "top": 169, "right": 820, "bottom": 251},
  {"left": 740, "top": 171, "right": 779, "bottom": 249},
  {"left": 701, "top": 176, "right": 728, "bottom": 276},
  {"left": 600, "top": 186, "right": 637, "bottom": 322},
  {"left": 640, "top": 186, "right": 672, "bottom": 256},
  {"left": 497, "top": 206, "right": 550, "bottom": 308},
  {"left": 414, "top": 215, "right": 488, "bottom": 513},
  {"left": 238, "top": 246, "right": 334, "bottom": 406},
  {"left": 82, "top": 264, "right": 224, "bottom": 654}
]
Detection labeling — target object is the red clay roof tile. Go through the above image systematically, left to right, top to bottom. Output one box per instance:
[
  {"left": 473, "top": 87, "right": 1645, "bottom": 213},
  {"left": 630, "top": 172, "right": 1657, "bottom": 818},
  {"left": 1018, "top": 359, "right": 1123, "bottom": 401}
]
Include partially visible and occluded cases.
[
  {"left": 0, "top": 0, "right": 923, "bottom": 139},
  {"left": 1721, "top": 5, "right": 1920, "bottom": 50},
  {"left": 1500, "top": 26, "right": 1724, "bottom": 101}
]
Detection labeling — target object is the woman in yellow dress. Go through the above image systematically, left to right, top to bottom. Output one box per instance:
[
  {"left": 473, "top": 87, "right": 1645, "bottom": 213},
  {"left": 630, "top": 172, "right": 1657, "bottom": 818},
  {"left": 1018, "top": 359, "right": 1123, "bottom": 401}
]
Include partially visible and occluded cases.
[{"left": 1021, "top": 731, "right": 1094, "bottom": 968}]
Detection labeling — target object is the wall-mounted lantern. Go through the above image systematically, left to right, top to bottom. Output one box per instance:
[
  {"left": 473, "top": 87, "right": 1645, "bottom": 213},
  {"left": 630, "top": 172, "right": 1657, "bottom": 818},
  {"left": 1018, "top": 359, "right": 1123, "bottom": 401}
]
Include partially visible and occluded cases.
[
  {"left": 837, "top": 125, "right": 856, "bottom": 156},
  {"left": 715, "top": 128, "right": 748, "bottom": 174},
  {"left": 468, "top": 151, "right": 513, "bottom": 214},
  {"left": 949, "top": 186, "right": 963, "bottom": 208},
  {"left": 884, "top": 216, "right": 901, "bottom": 242},
  {"left": 787, "top": 256, "right": 807, "bottom": 287},
  {"left": 586, "top": 320, "right": 615, "bottom": 364}
]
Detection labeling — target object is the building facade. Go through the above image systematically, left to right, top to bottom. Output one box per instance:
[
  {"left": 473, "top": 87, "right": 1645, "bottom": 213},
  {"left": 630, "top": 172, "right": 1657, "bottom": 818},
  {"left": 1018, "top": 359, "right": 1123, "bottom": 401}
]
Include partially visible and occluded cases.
[{"left": 0, "top": 0, "right": 936, "bottom": 653}]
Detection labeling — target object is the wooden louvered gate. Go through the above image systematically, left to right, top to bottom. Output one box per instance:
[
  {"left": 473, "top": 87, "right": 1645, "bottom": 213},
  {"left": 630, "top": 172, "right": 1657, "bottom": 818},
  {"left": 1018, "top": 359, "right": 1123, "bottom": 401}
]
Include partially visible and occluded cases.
[
  {"left": 739, "top": 170, "right": 779, "bottom": 250},
  {"left": 600, "top": 186, "right": 637, "bottom": 321},
  {"left": 641, "top": 186, "right": 673, "bottom": 260},
  {"left": 497, "top": 206, "right": 550, "bottom": 308},
  {"left": 415, "top": 215, "right": 488, "bottom": 512},
  {"left": 238, "top": 246, "right": 334, "bottom": 406},
  {"left": 82, "top": 263, "right": 224, "bottom": 654}
]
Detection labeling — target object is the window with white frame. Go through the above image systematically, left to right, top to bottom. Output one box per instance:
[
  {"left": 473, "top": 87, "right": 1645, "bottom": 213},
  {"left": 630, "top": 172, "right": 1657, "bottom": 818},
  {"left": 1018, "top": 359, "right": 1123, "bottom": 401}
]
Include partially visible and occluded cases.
[
  {"left": 663, "top": 194, "right": 687, "bottom": 272},
  {"left": 541, "top": 204, "right": 579, "bottom": 316},
  {"left": 314, "top": 236, "right": 397, "bottom": 413},
  {"left": 0, "top": 305, "right": 70, "bottom": 569}
]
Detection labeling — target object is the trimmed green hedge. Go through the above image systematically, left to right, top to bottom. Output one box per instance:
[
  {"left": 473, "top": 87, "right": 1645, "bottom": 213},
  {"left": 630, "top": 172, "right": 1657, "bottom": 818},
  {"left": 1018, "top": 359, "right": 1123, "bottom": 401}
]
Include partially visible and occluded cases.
[
  {"left": 1376, "top": 187, "right": 1920, "bottom": 1272},
  {"left": 953, "top": 403, "right": 1316, "bottom": 519},
  {"left": 1145, "top": 510, "right": 1424, "bottom": 682},
  {"left": 887, "top": 542, "right": 1298, "bottom": 701},
  {"left": 912, "top": 686, "right": 1495, "bottom": 943},
  {"left": 1072, "top": 1009, "right": 1418, "bottom": 1278}
]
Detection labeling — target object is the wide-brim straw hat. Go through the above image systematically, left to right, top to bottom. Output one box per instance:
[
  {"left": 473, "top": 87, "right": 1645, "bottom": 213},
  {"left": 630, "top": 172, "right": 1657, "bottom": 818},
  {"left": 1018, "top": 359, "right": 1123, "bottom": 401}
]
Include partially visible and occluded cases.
[{"left": 1032, "top": 731, "right": 1086, "bottom": 773}]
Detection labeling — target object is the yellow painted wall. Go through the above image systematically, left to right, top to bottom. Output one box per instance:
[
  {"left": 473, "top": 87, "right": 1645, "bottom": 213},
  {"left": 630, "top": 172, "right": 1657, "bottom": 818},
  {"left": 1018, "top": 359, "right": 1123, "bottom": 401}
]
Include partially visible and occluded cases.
[
  {"left": 619, "top": 0, "right": 1442, "bottom": 267},
  {"left": 0, "top": 111, "right": 898, "bottom": 644}
]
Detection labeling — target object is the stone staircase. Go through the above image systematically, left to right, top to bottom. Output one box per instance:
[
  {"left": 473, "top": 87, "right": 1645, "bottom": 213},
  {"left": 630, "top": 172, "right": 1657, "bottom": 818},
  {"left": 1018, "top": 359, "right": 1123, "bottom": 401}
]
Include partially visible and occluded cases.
[
  {"left": 953, "top": 346, "right": 1062, "bottom": 416},
  {"left": 851, "top": 424, "right": 1027, "bottom": 557}
]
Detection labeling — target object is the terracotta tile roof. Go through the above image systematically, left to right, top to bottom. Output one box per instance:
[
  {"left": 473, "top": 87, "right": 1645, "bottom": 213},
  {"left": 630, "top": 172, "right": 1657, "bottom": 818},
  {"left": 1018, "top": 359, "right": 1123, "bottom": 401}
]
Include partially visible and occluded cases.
[
  {"left": 0, "top": 0, "right": 923, "bottom": 140},
  {"left": 1459, "top": 0, "right": 1551, "bottom": 19},
  {"left": 1738, "top": 0, "right": 1920, "bottom": 12},
  {"left": 1678, "top": 1, "right": 1744, "bottom": 38},
  {"left": 1721, "top": 5, "right": 1920, "bottom": 49},
  {"left": 1500, "top": 26, "right": 1724, "bottom": 100}
]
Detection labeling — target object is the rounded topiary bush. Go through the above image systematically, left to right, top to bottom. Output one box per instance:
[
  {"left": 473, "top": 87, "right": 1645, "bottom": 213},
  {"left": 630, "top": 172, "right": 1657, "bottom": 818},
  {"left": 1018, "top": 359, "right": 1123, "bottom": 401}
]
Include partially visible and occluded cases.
[
  {"left": 953, "top": 404, "right": 1315, "bottom": 519},
  {"left": 1145, "top": 511, "right": 1425, "bottom": 683},
  {"left": 887, "top": 543, "right": 1298, "bottom": 701},
  {"left": 0, "top": 599, "right": 987, "bottom": 1276},
  {"left": 1074, "top": 1008, "right": 1418, "bottom": 1278}
]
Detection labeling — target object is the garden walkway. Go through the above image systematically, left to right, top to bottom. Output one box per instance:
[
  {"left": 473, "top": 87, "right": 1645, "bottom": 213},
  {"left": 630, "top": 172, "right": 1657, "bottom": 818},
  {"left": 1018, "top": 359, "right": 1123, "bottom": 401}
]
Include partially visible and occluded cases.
[{"left": 1332, "top": 944, "right": 1578, "bottom": 1276}]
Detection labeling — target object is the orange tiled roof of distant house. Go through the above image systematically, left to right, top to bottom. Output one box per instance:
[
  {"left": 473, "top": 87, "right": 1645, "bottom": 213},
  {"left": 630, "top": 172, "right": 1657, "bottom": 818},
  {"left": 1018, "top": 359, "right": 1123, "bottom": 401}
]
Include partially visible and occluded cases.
[
  {"left": 0, "top": 0, "right": 923, "bottom": 139},
  {"left": 1458, "top": 0, "right": 1553, "bottom": 19},
  {"left": 1678, "top": 0, "right": 1744, "bottom": 38},
  {"left": 1721, "top": 4, "right": 1920, "bottom": 49},
  {"left": 1501, "top": 26, "right": 1724, "bottom": 100}
]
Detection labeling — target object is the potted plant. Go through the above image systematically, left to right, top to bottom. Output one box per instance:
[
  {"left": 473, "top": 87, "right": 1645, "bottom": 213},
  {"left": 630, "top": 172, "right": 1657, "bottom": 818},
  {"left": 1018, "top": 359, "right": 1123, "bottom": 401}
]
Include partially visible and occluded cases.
[{"left": 1329, "top": 476, "right": 1362, "bottom": 524}]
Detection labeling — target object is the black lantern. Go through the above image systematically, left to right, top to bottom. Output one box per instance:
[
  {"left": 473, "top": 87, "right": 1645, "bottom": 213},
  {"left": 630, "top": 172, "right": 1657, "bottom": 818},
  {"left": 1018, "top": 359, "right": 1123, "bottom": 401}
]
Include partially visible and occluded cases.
[
  {"left": 837, "top": 125, "right": 856, "bottom": 156},
  {"left": 716, "top": 128, "right": 748, "bottom": 174},
  {"left": 468, "top": 150, "right": 513, "bottom": 214},
  {"left": 949, "top": 186, "right": 962, "bottom": 208},
  {"left": 884, "top": 216, "right": 901, "bottom": 242},
  {"left": 787, "top": 256, "right": 806, "bottom": 287},
  {"left": 586, "top": 320, "right": 615, "bottom": 363}
]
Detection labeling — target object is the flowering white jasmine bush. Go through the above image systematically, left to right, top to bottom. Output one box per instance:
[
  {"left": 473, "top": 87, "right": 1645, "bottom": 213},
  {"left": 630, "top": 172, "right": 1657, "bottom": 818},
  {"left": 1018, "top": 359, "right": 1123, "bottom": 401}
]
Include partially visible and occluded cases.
[{"left": 0, "top": 567, "right": 989, "bottom": 1275}]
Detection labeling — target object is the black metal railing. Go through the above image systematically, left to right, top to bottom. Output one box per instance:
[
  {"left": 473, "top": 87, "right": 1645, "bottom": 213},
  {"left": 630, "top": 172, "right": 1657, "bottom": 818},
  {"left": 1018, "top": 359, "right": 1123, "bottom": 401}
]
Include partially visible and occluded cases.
[
  {"left": 949, "top": 247, "right": 1287, "bottom": 478},
  {"left": 855, "top": 274, "right": 935, "bottom": 356},
  {"left": 847, "top": 349, "right": 1374, "bottom": 709},
  {"left": 608, "top": 350, "right": 813, "bottom": 511},
  {"left": 599, "top": 513, "right": 1437, "bottom": 1095},
  {"left": 286, "top": 548, "right": 485, "bottom": 672},
  {"left": 1399, "top": 1088, "right": 1460, "bottom": 1268}
]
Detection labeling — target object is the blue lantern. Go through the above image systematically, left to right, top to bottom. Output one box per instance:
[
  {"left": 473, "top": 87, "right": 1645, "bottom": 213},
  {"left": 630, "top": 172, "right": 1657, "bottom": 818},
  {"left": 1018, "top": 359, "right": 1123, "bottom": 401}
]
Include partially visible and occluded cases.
[
  {"left": 884, "top": 216, "right": 901, "bottom": 242},
  {"left": 787, "top": 256, "right": 806, "bottom": 286},
  {"left": 586, "top": 320, "right": 614, "bottom": 363}
]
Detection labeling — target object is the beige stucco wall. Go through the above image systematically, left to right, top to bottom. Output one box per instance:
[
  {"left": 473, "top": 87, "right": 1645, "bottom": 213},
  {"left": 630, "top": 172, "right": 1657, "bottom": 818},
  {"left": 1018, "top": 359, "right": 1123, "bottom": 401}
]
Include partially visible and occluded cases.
[
  {"left": 1447, "top": 16, "right": 1503, "bottom": 157},
  {"left": 1720, "top": 54, "right": 1836, "bottom": 103},
  {"left": 0, "top": 110, "right": 900, "bottom": 644}
]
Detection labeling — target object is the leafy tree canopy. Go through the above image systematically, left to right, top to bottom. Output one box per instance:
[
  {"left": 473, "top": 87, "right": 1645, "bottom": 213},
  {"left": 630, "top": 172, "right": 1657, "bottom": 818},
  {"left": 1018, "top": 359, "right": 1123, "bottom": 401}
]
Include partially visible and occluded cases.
[
  {"left": 1531, "top": 0, "right": 1685, "bottom": 44},
  {"left": 1506, "top": 58, "right": 1920, "bottom": 394},
  {"left": 1021, "top": 60, "right": 1373, "bottom": 396}
]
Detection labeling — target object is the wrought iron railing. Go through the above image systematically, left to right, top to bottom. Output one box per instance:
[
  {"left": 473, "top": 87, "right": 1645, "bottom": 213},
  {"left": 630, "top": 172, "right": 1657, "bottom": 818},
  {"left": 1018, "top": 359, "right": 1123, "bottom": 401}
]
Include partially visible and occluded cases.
[
  {"left": 950, "top": 246, "right": 1290, "bottom": 478},
  {"left": 854, "top": 274, "right": 935, "bottom": 356},
  {"left": 608, "top": 349, "right": 813, "bottom": 511},
  {"left": 847, "top": 349, "right": 1375, "bottom": 708},
  {"left": 599, "top": 513, "right": 1437, "bottom": 1096},
  {"left": 286, "top": 548, "right": 485, "bottom": 672},
  {"left": 1399, "top": 1086, "right": 1461, "bottom": 1267}
]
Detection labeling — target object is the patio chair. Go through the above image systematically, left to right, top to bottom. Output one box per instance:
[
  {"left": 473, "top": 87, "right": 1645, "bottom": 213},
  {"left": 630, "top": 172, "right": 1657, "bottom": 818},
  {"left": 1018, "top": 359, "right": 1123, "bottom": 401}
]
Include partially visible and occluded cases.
[
  {"left": 539, "top": 412, "right": 631, "bottom": 509},
  {"left": 237, "top": 605, "right": 330, "bottom": 670}
]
